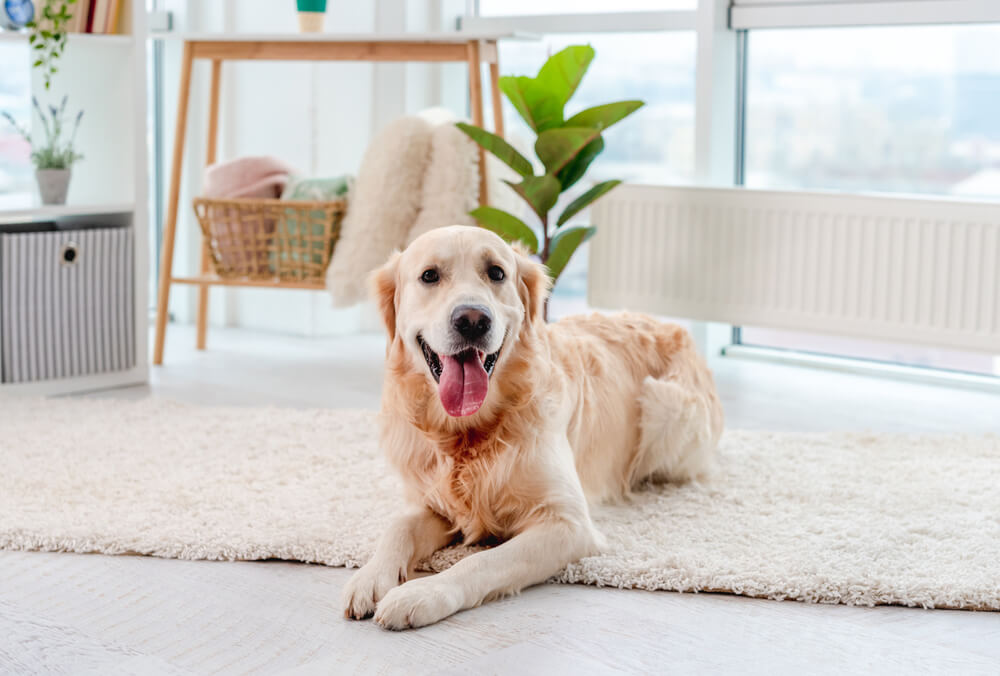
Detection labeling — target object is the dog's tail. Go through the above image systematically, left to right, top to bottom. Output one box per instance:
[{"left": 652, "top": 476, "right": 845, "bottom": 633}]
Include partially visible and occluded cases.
[{"left": 630, "top": 375, "right": 723, "bottom": 485}]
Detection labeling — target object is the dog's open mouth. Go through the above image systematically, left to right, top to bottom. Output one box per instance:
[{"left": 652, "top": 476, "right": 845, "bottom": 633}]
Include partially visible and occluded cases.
[{"left": 417, "top": 335, "right": 501, "bottom": 417}]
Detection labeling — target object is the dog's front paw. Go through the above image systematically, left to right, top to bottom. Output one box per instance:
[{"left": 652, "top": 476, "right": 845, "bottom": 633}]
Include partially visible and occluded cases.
[
  {"left": 341, "top": 562, "right": 404, "bottom": 620},
  {"left": 373, "top": 577, "right": 462, "bottom": 630}
]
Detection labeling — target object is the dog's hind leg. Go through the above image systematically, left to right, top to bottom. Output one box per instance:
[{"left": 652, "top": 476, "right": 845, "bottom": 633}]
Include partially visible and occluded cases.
[{"left": 631, "top": 375, "right": 723, "bottom": 485}]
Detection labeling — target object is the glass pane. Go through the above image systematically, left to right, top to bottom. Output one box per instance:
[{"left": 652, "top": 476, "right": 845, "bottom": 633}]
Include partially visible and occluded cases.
[
  {"left": 479, "top": 0, "right": 695, "bottom": 15},
  {"left": 745, "top": 25, "right": 1000, "bottom": 198},
  {"left": 496, "top": 33, "right": 696, "bottom": 318},
  {"left": 0, "top": 43, "right": 33, "bottom": 209},
  {"left": 739, "top": 327, "right": 1000, "bottom": 377}
]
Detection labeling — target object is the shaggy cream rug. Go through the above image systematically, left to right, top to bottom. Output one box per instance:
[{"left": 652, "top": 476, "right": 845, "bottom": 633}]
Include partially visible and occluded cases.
[{"left": 1, "top": 398, "right": 997, "bottom": 611}]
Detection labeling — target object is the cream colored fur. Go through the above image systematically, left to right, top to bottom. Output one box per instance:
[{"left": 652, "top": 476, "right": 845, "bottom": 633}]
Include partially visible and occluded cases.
[
  {"left": 326, "top": 116, "right": 432, "bottom": 306},
  {"left": 406, "top": 117, "right": 480, "bottom": 244},
  {"left": 343, "top": 226, "right": 724, "bottom": 629}
]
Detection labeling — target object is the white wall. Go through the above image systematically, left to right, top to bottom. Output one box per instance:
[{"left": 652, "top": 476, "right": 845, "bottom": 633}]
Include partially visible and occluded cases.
[{"left": 160, "top": 0, "right": 460, "bottom": 337}]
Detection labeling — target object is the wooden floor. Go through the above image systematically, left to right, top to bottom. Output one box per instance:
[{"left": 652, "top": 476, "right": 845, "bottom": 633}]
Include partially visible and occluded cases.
[{"left": 3, "top": 324, "right": 999, "bottom": 675}]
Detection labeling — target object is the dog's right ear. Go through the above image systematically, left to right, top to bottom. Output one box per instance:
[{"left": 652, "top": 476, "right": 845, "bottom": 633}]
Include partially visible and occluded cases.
[{"left": 369, "top": 252, "right": 401, "bottom": 341}]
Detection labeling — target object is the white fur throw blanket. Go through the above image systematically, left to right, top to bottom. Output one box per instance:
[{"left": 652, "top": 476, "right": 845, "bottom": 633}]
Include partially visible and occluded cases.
[
  {"left": 326, "top": 112, "right": 480, "bottom": 306},
  {"left": 326, "top": 117, "right": 433, "bottom": 306}
]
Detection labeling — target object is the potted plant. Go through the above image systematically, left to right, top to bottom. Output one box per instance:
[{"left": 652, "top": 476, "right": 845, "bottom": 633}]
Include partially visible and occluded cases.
[
  {"left": 456, "top": 45, "right": 644, "bottom": 316},
  {"left": 2, "top": 95, "right": 84, "bottom": 205}
]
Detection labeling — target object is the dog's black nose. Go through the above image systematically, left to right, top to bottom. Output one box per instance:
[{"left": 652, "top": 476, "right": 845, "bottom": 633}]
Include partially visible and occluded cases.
[{"left": 451, "top": 305, "right": 492, "bottom": 341}]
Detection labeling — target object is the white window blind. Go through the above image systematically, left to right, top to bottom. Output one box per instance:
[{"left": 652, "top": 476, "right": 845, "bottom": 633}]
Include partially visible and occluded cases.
[{"left": 730, "top": 0, "right": 1000, "bottom": 29}]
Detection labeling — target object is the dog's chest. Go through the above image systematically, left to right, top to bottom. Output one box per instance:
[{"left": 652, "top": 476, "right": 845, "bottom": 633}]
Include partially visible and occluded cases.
[{"left": 420, "top": 448, "right": 535, "bottom": 543}]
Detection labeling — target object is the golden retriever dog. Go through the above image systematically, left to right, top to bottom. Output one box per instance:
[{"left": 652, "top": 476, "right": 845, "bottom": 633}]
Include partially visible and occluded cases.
[{"left": 342, "top": 225, "right": 723, "bottom": 629}]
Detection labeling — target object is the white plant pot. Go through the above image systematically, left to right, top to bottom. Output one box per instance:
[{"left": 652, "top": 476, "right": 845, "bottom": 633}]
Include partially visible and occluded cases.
[{"left": 36, "top": 168, "right": 72, "bottom": 205}]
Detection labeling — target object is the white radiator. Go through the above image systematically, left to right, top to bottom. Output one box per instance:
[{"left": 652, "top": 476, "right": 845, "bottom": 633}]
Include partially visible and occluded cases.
[{"left": 589, "top": 185, "right": 1000, "bottom": 353}]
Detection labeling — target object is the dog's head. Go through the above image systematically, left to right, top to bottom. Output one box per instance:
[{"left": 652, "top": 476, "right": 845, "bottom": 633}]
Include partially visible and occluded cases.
[{"left": 371, "top": 225, "right": 548, "bottom": 418}]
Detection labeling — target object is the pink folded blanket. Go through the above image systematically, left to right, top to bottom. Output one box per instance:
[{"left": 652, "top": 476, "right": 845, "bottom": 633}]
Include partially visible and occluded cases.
[{"left": 203, "top": 156, "right": 295, "bottom": 199}]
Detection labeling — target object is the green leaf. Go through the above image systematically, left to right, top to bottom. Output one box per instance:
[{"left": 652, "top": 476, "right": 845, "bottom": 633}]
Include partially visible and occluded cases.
[
  {"left": 29, "top": 33, "right": 36, "bottom": 43},
  {"left": 534, "top": 45, "right": 594, "bottom": 112},
  {"left": 497, "top": 46, "right": 595, "bottom": 134},
  {"left": 33, "top": 59, "right": 43, "bottom": 67},
  {"left": 498, "top": 75, "right": 565, "bottom": 134},
  {"left": 565, "top": 100, "right": 645, "bottom": 130},
  {"left": 455, "top": 122, "right": 533, "bottom": 178},
  {"left": 535, "top": 126, "right": 602, "bottom": 176},
  {"left": 556, "top": 136, "right": 604, "bottom": 191},
  {"left": 504, "top": 174, "right": 560, "bottom": 222},
  {"left": 557, "top": 180, "right": 621, "bottom": 226},
  {"left": 470, "top": 206, "right": 539, "bottom": 254},
  {"left": 545, "top": 225, "right": 597, "bottom": 281}
]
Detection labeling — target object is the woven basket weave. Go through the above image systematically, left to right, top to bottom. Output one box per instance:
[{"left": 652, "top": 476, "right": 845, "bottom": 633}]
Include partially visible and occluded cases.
[{"left": 192, "top": 197, "right": 346, "bottom": 284}]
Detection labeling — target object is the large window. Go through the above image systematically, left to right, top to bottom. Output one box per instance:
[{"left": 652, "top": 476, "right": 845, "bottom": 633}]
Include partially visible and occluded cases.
[
  {"left": 739, "top": 23, "right": 1000, "bottom": 376},
  {"left": 744, "top": 24, "right": 1000, "bottom": 197},
  {"left": 0, "top": 43, "right": 32, "bottom": 209}
]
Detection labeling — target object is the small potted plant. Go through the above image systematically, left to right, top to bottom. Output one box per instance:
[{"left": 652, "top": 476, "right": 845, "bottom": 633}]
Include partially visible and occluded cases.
[
  {"left": 456, "top": 45, "right": 644, "bottom": 318},
  {"left": 2, "top": 95, "right": 84, "bottom": 205}
]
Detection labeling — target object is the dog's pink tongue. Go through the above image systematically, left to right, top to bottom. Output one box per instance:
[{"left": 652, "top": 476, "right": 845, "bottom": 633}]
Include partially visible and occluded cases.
[{"left": 438, "top": 353, "right": 489, "bottom": 417}]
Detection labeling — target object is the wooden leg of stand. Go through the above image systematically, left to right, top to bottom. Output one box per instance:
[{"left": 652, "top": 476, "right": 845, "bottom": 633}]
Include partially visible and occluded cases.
[
  {"left": 467, "top": 40, "right": 488, "bottom": 207},
  {"left": 153, "top": 42, "right": 194, "bottom": 366},
  {"left": 196, "top": 58, "right": 222, "bottom": 351}
]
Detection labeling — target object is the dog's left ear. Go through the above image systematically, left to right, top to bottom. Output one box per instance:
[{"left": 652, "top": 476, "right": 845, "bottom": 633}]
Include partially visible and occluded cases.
[
  {"left": 513, "top": 244, "right": 550, "bottom": 327},
  {"left": 369, "top": 252, "right": 401, "bottom": 341}
]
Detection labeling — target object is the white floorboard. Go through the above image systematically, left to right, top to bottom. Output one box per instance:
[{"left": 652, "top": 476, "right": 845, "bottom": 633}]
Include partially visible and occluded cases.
[{"left": 3, "top": 323, "right": 999, "bottom": 675}]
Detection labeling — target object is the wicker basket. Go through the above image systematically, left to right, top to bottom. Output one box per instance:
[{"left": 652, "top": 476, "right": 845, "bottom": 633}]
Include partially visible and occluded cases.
[{"left": 192, "top": 197, "right": 347, "bottom": 284}]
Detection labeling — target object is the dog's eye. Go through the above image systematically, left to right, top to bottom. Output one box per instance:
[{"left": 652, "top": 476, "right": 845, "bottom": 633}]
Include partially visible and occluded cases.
[
  {"left": 487, "top": 265, "right": 505, "bottom": 282},
  {"left": 421, "top": 268, "right": 439, "bottom": 284}
]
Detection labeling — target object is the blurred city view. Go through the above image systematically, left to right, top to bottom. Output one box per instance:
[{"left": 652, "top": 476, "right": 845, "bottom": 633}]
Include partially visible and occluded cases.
[{"left": 745, "top": 25, "right": 1000, "bottom": 199}]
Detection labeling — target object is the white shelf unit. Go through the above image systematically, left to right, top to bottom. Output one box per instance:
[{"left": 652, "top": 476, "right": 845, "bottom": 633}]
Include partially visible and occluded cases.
[{"left": 0, "top": 4, "right": 148, "bottom": 395}]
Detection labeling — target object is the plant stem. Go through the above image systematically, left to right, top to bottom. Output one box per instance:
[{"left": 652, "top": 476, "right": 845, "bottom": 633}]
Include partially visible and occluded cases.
[{"left": 540, "top": 214, "right": 550, "bottom": 264}]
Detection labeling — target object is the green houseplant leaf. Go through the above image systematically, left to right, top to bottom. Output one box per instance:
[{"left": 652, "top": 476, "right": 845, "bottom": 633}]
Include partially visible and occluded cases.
[
  {"left": 534, "top": 44, "right": 594, "bottom": 109},
  {"left": 497, "top": 45, "right": 595, "bottom": 133},
  {"left": 498, "top": 75, "right": 564, "bottom": 133},
  {"left": 565, "top": 100, "right": 645, "bottom": 130},
  {"left": 455, "top": 122, "right": 533, "bottom": 178},
  {"left": 535, "top": 126, "right": 603, "bottom": 175},
  {"left": 556, "top": 136, "right": 605, "bottom": 191},
  {"left": 504, "top": 174, "right": 561, "bottom": 222},
  {"left": 557, "top": 180, "right": 621, "bottom": 227},
  {"left": 470, "top": 206, "right": 539, "bottom": 254},
  {"left": 546, "top": 225, "right": 597, "bottom": 281}
]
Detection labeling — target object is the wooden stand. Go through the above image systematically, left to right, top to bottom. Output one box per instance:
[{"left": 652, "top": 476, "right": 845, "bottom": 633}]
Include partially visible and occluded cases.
[{"left": 153, "top": 34, "right": 508, "bottom": 365}]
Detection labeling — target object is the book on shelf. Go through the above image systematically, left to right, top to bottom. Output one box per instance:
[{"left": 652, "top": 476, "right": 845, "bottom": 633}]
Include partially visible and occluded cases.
[
  {"left": 39, "top": 0, "right": 127, "bottom": 35},
  {"left": 65, "top": 0, "right": 89, "bottom": 33},
  {"left": 83, "top": 0, "right": 96, "bottom": 33}
]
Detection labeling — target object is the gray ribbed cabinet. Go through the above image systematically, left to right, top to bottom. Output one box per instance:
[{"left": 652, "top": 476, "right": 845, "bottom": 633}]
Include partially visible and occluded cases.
[{"left": 0, "top": 226, "right": 135, "bottom": 384}]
